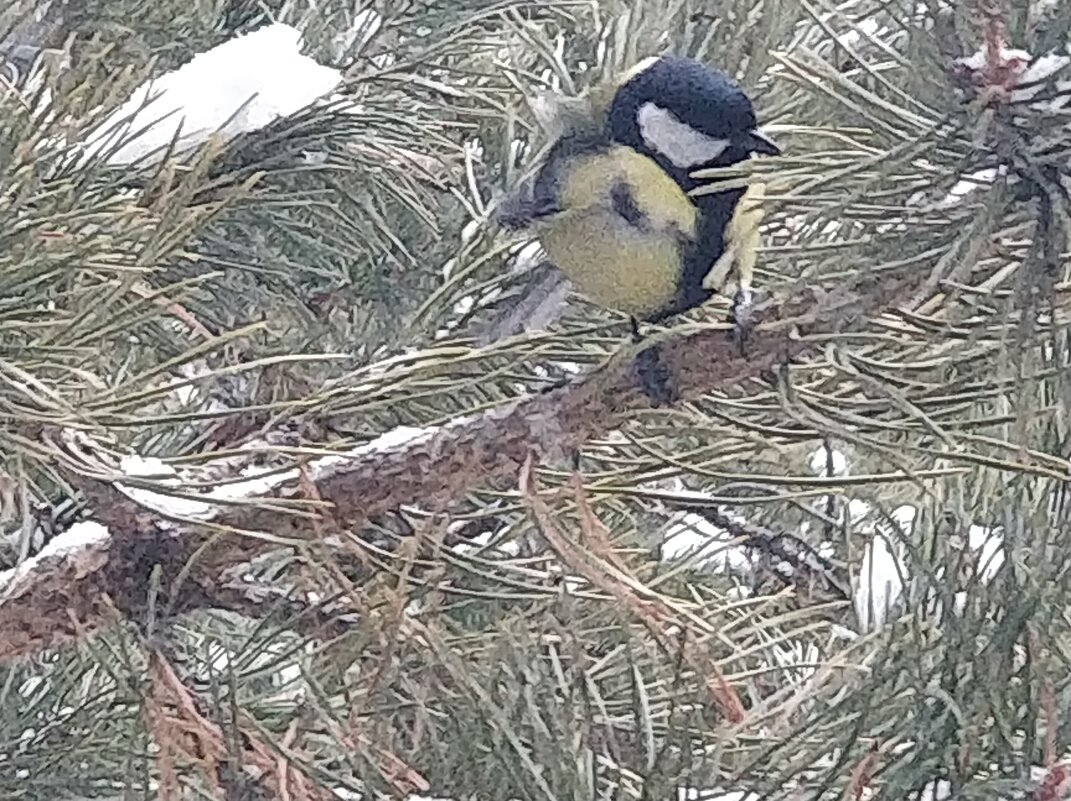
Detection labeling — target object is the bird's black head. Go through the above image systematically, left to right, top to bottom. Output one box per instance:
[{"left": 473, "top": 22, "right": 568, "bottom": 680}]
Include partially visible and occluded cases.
[{"left": 607, "top": 55, "right": 779, "bottom": 188}]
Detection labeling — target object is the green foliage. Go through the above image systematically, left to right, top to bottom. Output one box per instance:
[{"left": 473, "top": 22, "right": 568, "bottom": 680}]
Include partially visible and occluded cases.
[{"left": 4, "top": 0, "right": 1071, "bottom": 799}]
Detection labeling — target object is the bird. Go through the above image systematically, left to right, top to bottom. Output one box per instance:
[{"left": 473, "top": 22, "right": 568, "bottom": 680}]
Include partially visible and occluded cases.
[
  {"left": 493, "top": 54, "right": 779, "bottom": 341},
  {"left": 606, "top": 55, "right": 780, "bottom": 318},
  {"left": 491, "top": 127, "right": 719, "bottom": 403},
  {"left": 495, "top": 129, "right": 705, "bottom": 325}
]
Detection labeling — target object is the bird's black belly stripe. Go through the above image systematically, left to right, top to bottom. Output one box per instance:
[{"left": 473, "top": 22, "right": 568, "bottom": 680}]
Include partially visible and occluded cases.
[{"left": 610, "top": 181, "right": 645, "bottom": 227}]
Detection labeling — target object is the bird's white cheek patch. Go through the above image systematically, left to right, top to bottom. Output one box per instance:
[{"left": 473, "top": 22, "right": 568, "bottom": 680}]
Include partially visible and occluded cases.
[{"left": 637, "top": 102, "right": 730, "bottom": 168}]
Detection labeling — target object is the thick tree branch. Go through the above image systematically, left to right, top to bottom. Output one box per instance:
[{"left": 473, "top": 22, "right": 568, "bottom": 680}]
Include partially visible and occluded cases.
[{"left": 0, "top": 273, "right": 905, "bottom": 662}]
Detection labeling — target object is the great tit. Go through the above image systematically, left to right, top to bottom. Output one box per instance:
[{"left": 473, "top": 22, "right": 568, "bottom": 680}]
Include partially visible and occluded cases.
[
  {"left": 494, "top": 54, "right": 778, "bottom": 332},
  {"left": 608, "top": 55, "right": 780, "bottom": 314},
  {"left": 496, "top": 130, "right": 707, "bottom": 323}
]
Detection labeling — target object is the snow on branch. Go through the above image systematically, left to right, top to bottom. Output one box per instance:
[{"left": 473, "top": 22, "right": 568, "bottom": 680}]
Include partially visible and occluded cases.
[
  {"left": 8, "top": 7, "right": 1063, "bottom": 661},
  {"left": 80, "top": 23, "right": 344, "bottom": 166},
  {"left": 0, "top": 269, "right": 916, "bottom": 663}
]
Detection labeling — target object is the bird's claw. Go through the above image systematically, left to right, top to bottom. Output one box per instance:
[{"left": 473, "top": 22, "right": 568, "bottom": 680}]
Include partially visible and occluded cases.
[
  {"left": 729, "top": 287, "right": 754, "bottom": 356},
  {"left": 629, "top": 316, "right": 644, "bottom": 344},
  {"left": 629, "top": 317, "right": 677, "bottom": 404},
  {"left": 636, "top": 344, "right": 677, "bottom": 405},
  {"left": 568, "top": 448, "right": 582, "bottom": 472}
]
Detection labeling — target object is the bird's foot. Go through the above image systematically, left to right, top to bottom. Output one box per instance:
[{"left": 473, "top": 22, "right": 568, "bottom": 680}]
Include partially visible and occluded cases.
[
  {"left": 729, "top": 286, "right": 773, "bottom": 356},
  {"left": 728, "top": 287, "right": 754, "bottom": 356},
  {"left": 629, "top": 316, "right": 644, "bottom": 343},
  {"left": 629, "top": 317, "right": 677, "bottom": 405},
  {"left": 759, "top": 336, "right": 795, "bottom": 389},
  {"left": 635, "top": 343, "right": 677, "bottom": 405},
  {"left": 568, "top": 447, "right": 582, "bottom": 472}
]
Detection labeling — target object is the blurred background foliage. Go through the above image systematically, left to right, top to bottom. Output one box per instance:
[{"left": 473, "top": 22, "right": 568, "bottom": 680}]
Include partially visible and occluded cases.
[{"left": 3, "top": 0, "right": 1071, "bottom": 799}]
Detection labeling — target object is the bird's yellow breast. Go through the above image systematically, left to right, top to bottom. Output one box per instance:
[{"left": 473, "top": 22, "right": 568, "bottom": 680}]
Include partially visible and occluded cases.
[
  {"left": 536, "top": 146, "right": 697, "bottom": 319},
  {"left": 558, "top": 149, "right": 698, "bottom": 238},
  {"left": 539, "top": 208, "right": 683, "bottom": 319}
]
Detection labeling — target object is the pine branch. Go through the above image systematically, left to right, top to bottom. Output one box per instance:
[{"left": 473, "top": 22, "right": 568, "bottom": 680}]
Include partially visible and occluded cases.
[{"left": 0, "top": 264, "right": 910, "bottom": 663}]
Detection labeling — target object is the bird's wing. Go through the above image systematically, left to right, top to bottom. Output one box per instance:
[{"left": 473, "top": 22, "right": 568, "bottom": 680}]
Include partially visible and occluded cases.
[
  {"left": 702, "top": 181, "right": 768, "bottom": 296},
  {"left": 472, "top": 261, "right": 573, "bottom": 345}
]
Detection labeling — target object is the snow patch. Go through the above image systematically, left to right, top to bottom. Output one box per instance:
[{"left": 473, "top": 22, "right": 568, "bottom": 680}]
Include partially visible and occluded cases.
[
  {"left": 82, "top": 24, "right": 342, "bottom": 166},
  {"left": 117, "top": 425, "right": 433, "bottom": 518},
  {"left": 808, "top": 446, "right": 847, "bottom": 476},
  {"left": 662, "top": 514, "right": 750, "bottom": 573},
  {"left": 0, "top": 520, "right": 110, "bottom": 594},
  {"left": 854, "top": 534, "right": 904, "bottom": 631}
]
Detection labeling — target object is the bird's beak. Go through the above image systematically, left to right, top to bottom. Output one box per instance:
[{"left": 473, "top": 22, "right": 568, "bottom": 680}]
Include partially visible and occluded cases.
[{"left": 743, "top": 129, "right": 781, "bottom": 157}]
